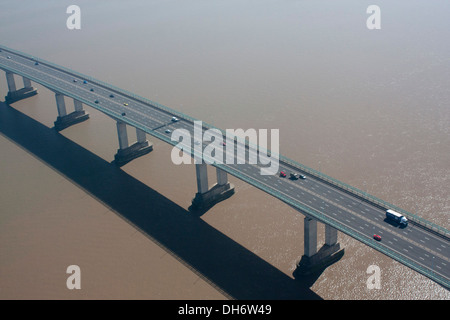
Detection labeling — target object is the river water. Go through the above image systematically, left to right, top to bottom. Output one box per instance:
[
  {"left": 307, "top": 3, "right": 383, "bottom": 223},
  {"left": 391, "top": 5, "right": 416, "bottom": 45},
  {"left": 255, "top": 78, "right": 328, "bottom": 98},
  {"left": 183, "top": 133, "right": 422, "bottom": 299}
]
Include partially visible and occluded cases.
[{"left": 0, "top": 0, "right": 449, "bottom": 299}]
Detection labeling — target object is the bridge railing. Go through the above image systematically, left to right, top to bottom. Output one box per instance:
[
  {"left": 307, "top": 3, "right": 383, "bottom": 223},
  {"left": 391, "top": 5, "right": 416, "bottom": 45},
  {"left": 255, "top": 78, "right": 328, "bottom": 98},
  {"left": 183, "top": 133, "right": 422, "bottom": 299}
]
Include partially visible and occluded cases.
[{"left": 1, "top": 44, "right": 448, "bottom": 239}]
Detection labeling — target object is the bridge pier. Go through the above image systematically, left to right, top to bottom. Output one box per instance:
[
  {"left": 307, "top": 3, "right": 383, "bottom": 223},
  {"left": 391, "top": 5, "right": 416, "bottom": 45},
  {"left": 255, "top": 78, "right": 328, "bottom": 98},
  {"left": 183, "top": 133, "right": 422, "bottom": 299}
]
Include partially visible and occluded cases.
[
  {"left": 4, "top": 72, "right": 37, "bottom": 103},
  {"left": 53, "top": 94, "right": 89, "bottom": 131},
  {"left": 114, "top": 121, "right": 153, "bottom": 165},
  {"left": 191, "top": 164, "right": 235, "bottom": 210},
  {"left": 294, "top": 217, "right": 344, "bottom": 276},
  {"left": 304, "top": 217, "right": 318, "bottom": 257},
  {"left": 325, "top": 224, "right": 338, "bottom": 246}
]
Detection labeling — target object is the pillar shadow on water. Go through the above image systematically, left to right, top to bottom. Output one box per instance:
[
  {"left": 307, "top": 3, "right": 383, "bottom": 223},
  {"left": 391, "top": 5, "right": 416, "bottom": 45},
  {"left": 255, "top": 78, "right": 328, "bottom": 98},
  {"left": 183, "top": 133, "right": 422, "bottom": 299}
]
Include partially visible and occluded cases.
[{"left": 0, "top": 101, "right": 322, "bottom": 300}]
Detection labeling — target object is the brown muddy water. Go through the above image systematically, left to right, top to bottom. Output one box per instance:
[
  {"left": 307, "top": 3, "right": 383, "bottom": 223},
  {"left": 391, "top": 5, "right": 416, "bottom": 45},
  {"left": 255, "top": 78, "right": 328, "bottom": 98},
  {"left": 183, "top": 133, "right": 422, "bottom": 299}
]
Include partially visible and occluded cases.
[{"left": 0, "top": 1, "right": 449, "bottom": 299}]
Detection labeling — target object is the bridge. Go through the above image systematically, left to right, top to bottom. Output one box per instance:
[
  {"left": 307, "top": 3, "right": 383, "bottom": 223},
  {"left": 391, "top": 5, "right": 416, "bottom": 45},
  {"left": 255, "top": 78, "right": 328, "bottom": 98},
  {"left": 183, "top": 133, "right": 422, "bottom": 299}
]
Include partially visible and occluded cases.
[{"left": 1, "top": 44, "right": 449, "bottom": 290}]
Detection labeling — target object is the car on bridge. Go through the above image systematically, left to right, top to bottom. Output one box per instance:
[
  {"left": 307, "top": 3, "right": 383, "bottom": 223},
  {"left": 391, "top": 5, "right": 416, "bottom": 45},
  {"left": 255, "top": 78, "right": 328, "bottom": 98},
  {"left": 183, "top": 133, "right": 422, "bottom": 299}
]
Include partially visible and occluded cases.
[
  {"left": 34, "top": 61, "right": 39, "bottom": 65},
  {"left": 110, "top": 94, "right": 114, "bottom": 98},
  {"left": 94, "top": 100, "right": 99, "bottom": 104},
  {"left": 123, "top": 103, "right": 128, "bottom": 106},
  {"left": 171, "top": 116, "right": 179, "bottom": 122},
  {"left": 280, "top": 171, "right": 286, "bottom": 178},
  {"left": 290, "top": 173, "right": 299, "bottom": 180},
  {"left": 300, "top": 174, "right": 306, "bottom": 180},
  {"left": 373, "top": 234, "right": 382, "bottom": 241}
]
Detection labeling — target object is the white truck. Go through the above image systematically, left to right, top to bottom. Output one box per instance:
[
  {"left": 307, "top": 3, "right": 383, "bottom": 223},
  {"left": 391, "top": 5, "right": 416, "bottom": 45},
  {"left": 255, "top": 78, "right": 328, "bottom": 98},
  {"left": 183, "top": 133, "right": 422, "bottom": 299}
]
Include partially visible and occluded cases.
[{"left": 386, "top": 209, "right": 408, "bottom": 226}]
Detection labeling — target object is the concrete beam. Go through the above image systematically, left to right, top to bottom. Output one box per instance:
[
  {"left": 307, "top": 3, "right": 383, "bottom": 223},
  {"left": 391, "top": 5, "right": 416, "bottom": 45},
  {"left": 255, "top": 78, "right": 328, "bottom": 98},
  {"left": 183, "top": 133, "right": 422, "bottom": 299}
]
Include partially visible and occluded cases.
[
  {"left": 6, "top": 72, "right": 16, "bottom": 92},
  {"left": 23, "top": 77, "right": 32, "bottom": 89},
  {"left": 55, "top": 93, "right": 67, "bottom": 117},
  {"left": 73, "top": 99, "right": 83, "bottom": 112},
  {"left": 116, "top": 121, "right": 129, "bottom": 150},
  {"left": 136, "top": 128, "right": 147, "bottom": 144},
  {"left": 195, "top": 163, "right": 209, "bottom": 194},
  {"left": 216, "top": 167, "right": 228, "bottom": 186},
  {"left": 304, "top": 216, "right": 317, "bottom": 257},
  {"left": 325, "top": 224, "right": 338, "bottom": 246}
]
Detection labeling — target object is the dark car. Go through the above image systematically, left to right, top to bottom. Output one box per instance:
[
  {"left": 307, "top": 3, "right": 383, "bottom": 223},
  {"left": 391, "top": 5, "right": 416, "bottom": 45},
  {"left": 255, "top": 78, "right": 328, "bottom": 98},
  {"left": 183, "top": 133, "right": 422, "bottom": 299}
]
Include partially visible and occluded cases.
[
  {"left": 94, "top": 100, "right": 99, "bottom": 104},
  {"left": 290, "top": 173, "right": 299, "bottom": 180}
]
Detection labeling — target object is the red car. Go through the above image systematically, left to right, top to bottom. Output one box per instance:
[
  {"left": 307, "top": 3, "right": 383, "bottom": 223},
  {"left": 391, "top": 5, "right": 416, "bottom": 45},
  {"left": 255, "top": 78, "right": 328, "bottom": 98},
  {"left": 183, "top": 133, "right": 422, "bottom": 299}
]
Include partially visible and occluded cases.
[
  {"left": 280, "top": 171, "right": 286, "bottom": 177},
  {"left": 373, "top": 234, "right": 382, "bottom": 241}
]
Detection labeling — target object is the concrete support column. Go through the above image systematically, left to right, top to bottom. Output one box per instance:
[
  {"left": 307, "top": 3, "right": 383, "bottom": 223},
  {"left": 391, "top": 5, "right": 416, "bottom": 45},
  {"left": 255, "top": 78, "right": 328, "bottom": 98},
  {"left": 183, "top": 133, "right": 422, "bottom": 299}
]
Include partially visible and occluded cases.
[
  {"left": 4, "top": 72, "right": 37, "bottom": 103},
  {"left": 6, "top": 72, "right": 16, "bottom": 92},
  {"left": 23, "top": 77, "right": 32, "bottom": 89},
  {"left": 55, "top": 93, "right": 67, "bottom": 117},
  {"left": 54, "top": 96, "right": 89, "bottom": 130},
  {"left": 73, "top": 99, "right": 83, "bottom": 112},
  {"left": 116, "top": 121, "right": 129, "bottom": 150},
  {"left": 114, "top": 124, "right": 152, "bottom": 165},
  {"left": 136, "top": 128, "right": 146, "bottom": 144},
  {"left": 191, "top": 163, "right": 235, "bottom": 210},
  {"left": 195, "top": 163, "right": 209, "bottom": 194},
  {"left": 216, "top": 168, "right": 228, "bottom": 186},
  {"left": 295, "top": 217, "right": 343, "bottom": 276},
  {"left": 304, "top": 217, "right": 317, "bottom": 257},
  {"left": 325, "top": 224, "right": 338, "bottom": 246}
]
